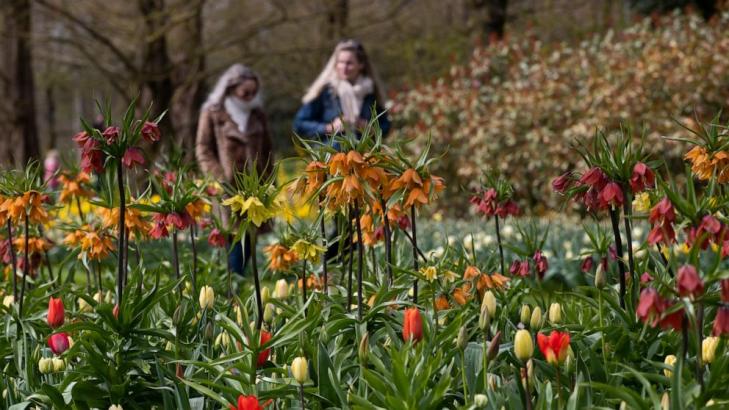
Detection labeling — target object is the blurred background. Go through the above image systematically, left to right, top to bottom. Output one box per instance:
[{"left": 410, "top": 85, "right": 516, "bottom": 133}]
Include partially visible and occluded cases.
[{"left": 1, "top": 0, "right": 728, "bottom": 214}]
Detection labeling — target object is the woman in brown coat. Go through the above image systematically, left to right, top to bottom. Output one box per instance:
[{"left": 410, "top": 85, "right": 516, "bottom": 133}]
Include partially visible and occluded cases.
[{"left": 196, "top": 64, "right": 273, "bottom": 275}]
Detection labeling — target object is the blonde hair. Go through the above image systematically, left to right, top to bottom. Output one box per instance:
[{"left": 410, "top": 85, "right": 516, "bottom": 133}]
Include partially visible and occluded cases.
[{"left": 302, "top": 39, "right": 387, "bottom": 105}]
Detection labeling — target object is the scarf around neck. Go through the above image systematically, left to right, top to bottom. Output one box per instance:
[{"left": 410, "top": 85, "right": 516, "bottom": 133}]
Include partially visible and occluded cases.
[
  {"left": 332, "top": 76, "right": 373, "bottom": 124},
  {"left": 223, "top": 95, "right": 261, "bottom": 133}
]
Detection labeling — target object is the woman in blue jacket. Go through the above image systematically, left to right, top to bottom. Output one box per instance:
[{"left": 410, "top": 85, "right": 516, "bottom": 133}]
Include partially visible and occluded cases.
[{"left": 294, "top": 39, "right": 390, "bottom": 140}]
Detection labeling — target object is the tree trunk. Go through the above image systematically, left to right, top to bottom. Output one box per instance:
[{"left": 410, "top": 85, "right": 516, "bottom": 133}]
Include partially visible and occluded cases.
[
  {"left": 1, "top": 0, "right": 40, "bottom": 168},
  {"left": 138, "top": 0, "right": 174, "bottom": 154},
  {"left": 171, "top": 0, "right": 206, "bottom": 163},
  {"left": 323, "top": 0, "right": 348, "bottom": 41},
  {"left": 465, "top": 0, "right": 508, "bottom": 45}
]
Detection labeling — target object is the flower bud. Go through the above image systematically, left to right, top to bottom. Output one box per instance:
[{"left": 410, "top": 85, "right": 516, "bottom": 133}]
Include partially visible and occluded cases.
[
  {"left": 594, "top": 263, "right": 606, "bottom": 289},
  {"left": 274, "top": 279, "right": 288, "bottom": 299},
  {"left": 183, "top": 281, "right": 192, "bottom": 297},
  {"left": 199, "top": 286, "right": 215, "bottom": 310},
  {"left": 261, "top": 287, "right": 271, "bottom": 304},
  {"left": 481, "top": 290, "right": 497, "bottom": 317},
  {"left": 93, "top": 291, "right": 104, "bottom": 304},
  {"left": 2, "top": 295, "right": 14, "bottom": 307},
  {"left": 78, "top": 297, "right": 91, "bottom": 313},
  {"left": 263, "top": 303, "right": 275, "bottom": 323},
  {"left": 548, "top": 303, "right": 562, "bottom": 324},
  {"left": 234, "top": 304, "right": 243, "bottom": 326},
  {"left": 173, "top": 305, "right": 184, "bottom": 327},
  {"left": 519, "top": 305, "right": 531, "bottom": 326},
  {"left": 478, "top": 306, "right": 490, "bottom": 331},
  {"left": 530, "top": 307, "right": 543, "bottom": 330},
  {"left": 204, "top": 322, "right": 215, "bottom": 342},
  {"left": 457, "top": 325, "right": 468, "bottom": 350},
  {"left": 514, "top": 329, "right": 533, "bottom": 361},
  {"left": 487, "top": 330, "right": 502, "bottom": 361},
  {"left": 215, "top": 331, "right": 231, "bottom": 349},
  {"left": 358, "top": 332, "right": 369, "bottom": 364},
  {"left": 702, "top": 336, "right": 719, "bottom": 364},
  {"left": 165, "top": 341, "right": 175, "bottom": 352},
  {"left": 563, "top": 346, "right": 575, "bottom": 374},
  {"left": 664, "top": 355, "right": 677, "bottom": 378},
  {"left": 38, "top": 357, "right": 53, "bottom": 374},
  {"left": 52, "top": 357, "right": 65, "bottom": 372},
  {"left": 291, "top": 357, "right": 308, "bottom": 384},
  {"left": 661, "top": 392, "right": 669, "bottom": 410},
  {"left": 474, "top": 394, "right": 488, "bottom": 407},
  {"left": 109, "top": 405, "right": 123, "bottom": 410}
]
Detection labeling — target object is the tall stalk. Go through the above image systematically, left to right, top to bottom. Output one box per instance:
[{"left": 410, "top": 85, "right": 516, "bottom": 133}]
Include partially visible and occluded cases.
[
  {"left": 116, "top": 160, "right": 126, "bottom": 305},
  {"left": 622, "top": 194, "right": 635, "bottom": 305},
  {"left": 75, "top": 196, "right": 85, "bottom": 222},
  {"left": 378, "top": 198, "right": 393, "bottom": 284},
  {"left": 319, "top": 201, "right": 328, "bottom": 295},
  {"left": 355, "top": 205, "right": 364, "bottom": 321},
  {"left": 410, "top": 205, "right": 419, "bottom": 304},
  {"left": 347, "top": 206, "right": 355, "bottom": 312},
  {"left": 608, "top": 207, "right": 626, "bottom": 309},
  {"left": 18, "top": 212, "right": 29, "bottom": 316},
  {"left": 495, "top": 215, "right": 505, "bottom": 277},
  {"left": 7, "top": 220, "right": 18, "bottom": 299},
  {"left": 189, "top": 224, "right": 197, "bottom": 297},
  {"left": 171, "top": 229, "right": 180, "bottom": 281},
  {"left": 251, "top": 231, "right": 264, "bottom": 330},
  {"left": 302, "top": 260, "right": 308, "bottom": 316},
  {"left": 696, "top": 302, "right": 704, "bottom": 392}
]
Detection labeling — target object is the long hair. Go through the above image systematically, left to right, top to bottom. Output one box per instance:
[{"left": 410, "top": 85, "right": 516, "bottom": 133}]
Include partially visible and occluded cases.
[
  {"left": 302, "top": 39, "right": 387, "bottom": 105},
  {"left": 202, "top": 64, "right": 262, "bottom": 110}
]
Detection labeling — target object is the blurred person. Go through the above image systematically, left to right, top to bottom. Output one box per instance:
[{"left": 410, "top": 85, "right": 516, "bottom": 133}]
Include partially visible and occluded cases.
[
  {"left": 294, "top": 39, "right": 390, "bottom": 140},
  {"left": 196, "top": 64, "right": 273, "bottom": 276}
]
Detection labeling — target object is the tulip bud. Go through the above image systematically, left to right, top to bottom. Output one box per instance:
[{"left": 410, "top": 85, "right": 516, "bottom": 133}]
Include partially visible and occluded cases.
[
  {"left": 594, "top": 263, "right": 606, "bottom": 289},
  {"left": 274, "top": 279, "right": 288, "bottom": 299},
  {"left": 183, "top": 281, "right": 193, "bottom": 297},
  {"left": 199, "top": 286, "right": 215, "bottom": 310},
  {"left": 261, "top": 287, "right": 271, "bottom": 304},
  {"left": 104, "top": 290, "right": 114, "bottom": 304},
  {"left": 93, "top": 291, "right": 104, "bottom": 304},
  {"left": 481, "top": 291, "right": 497, "bottom": 317},
  {"left": 2, "top": 295, "right": 14, "bottom": 307},
  {"left": 78, "top": 297, "right": 91, "bottom": 313},
  {"left": 263, "top": 303, "right": 275, "bottom": 323},
  {"left": 548, "top": 303, "right": 562, "bottom": 324},
  {"left": 173, "top": 305, "right": 184, "bottom": 327},
  {"left": 234, "top": 305, "right": 243, "bottom": 326},
  {"left": 519, "top": 305, "right": 531, "bottom": 326},
  {"left": 479, "top": 307, "right": 490, "bottom": 331},
  {"left": 530, "top": 307, "right": 543, "bottom": 330},
  {"left": 204, "top": 322, "right": 215, "bottom": 341},
  {"left": 457, "top": 325, "right": 468, "bottom": 350},
  {"left": 514, "top": 329, "right": 534, "bottom": 361},
  {"left": 215, "top": 331, "right": 231, "bottom": 349},
  {"left": 487, "top": 331, "right": 502, "bottom": 361},
  {"left": 48, "top": 332, "right": 70, "bottom": 355},
  {"left": 358, "top": 332, "right": 369, "bottom": 364},
  {"left": 702, "top": 336, "right": 719, "bottom": 364},
  {"left": 165, "top": 341, "right": 175, "bottom": 352},
  {"left": 563, "top": 346, "right": 575, "bottom": 374},
  {"left": 664, "top": 355, "right": 677, "bottom": 378},
  {"left": 38, "top": 357, "right": 53, "bottom": 374},
  {"left": 52, "top": 357, "right": 65, "bottom": 372},
  {"left": 291, "top": 357, "right": 308, "bottom": 384},
  {"left": 661, "top": 392, "right": 669, "bottom": 410},
  {"left": 474, "top": 394, "right": 488, "bottom": 407},
  {"left": 619, "top": 401, "right": 628, "bottom": 410},
  {"left": 109, "top": 405, "right": 123, "bottom": 410}
]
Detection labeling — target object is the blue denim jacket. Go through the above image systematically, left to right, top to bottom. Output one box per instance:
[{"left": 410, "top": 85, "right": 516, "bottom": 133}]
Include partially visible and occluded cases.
[{"left": 293, "top": 86, "right": 391, "bottom": 140}]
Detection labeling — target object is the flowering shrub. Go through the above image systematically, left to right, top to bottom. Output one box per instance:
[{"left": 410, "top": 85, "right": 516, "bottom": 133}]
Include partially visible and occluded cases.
[{"left": 391, "top": 11, "right": 729, "bottom": 214}]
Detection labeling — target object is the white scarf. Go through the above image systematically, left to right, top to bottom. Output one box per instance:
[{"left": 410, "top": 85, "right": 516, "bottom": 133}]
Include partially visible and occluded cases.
[
  {"left": 332, "top": 76, "right": 373, "bottom": 124},
  {"left": 223, "top": 95, "right": 262, "bottom": 133}
]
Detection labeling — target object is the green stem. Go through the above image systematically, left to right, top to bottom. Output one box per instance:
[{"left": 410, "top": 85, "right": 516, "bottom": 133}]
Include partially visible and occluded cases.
[
  {"left": 355, "top": 205, "right": 364, "bottom": 321},
  {"left": 411, "top": 205, "right": 419, "bottom": 304},
  {"left": 18, "top": 212, "right": 29, "bottom": 317},
  {"left": 495, "top": 214, "right": 505, "bottom": 277},
  {"left": 7, "top": 219, "right": 18, "bottom": 299},
  {"left": 251, "top": 231, "right": 264, "bottom": 330},
  {"left": 599, "top": 291, "right": 608, "bottom": 375},
  {"left": 461, "top": 350, "right": 469, "bottom": 399}
]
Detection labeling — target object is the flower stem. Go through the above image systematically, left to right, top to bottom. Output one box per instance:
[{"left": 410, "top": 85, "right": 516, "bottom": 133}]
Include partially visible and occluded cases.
[
  {"left": 116, "top": 160, "right": 126, "bottom": 306},
  {"left": 622, "top": 194, "right": 636, "bottom": 306},
  {"left": 75, "top": 196, "right": 85, "bottom": 223},
  {"left": 379, "top": 197, "right": 393, "bottom": 285},
  {"left": 319, "top": 200, "right": 328, "bottom": 295},
  {"left": 355, "top": 205, "right": 365, "bottom": 321},
  {"left": 411, "top": 205, "right": 419, "bottom": 304},
  {"left": 346, "top": 206, "right": 355, "bottom": 312},
  {"left": 608, "top": 207, "right": 626, "bottom": 309},
  {"left": 18, "top": 212, "right": 29, "bottom": 317},
  {"left": 495, "top": 215, "right": 505, "bottom": 277},
  {"left": 7, "top": 219, "right": 18, "bottom": 299},
  {"left": 189, "top": 224, "right": 197, "bottom": 297},
  {"left": 172, "top": 229, "right": 180, "bottom": 281},
  {"left": 251, "top": 231, "right": 264, "bottom": 330},
  {"left": 655, "top": 243, "right": 674, "bottom": 277},
  {"left": 302, "top": 259, "right": 308, "bottom": 316},
  {"left": 599, "top": 290, "right": 608, "bottom": 375},
  {"left": 696, "top": 302, "right": 704, "bottom": 392},
  {"left": 483, "top": 334, "right": 489, "bottom": 390},
  {"left": 461, "top": 350, "right": 469, "bottom": 399},
  {"left": 523, "top": 364, "right": 532, "bottom": 410},
  {"left": 556, "top": 365, "right": 562, "bottom": 408},
  {"left": 299, "top": 383, "right": 305, "bottom": 410}
]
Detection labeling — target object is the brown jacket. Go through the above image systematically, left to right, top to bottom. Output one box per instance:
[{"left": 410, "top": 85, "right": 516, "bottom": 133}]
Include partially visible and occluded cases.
[{"left": 195, "top": 104, "right": 273, "bottom": 183}]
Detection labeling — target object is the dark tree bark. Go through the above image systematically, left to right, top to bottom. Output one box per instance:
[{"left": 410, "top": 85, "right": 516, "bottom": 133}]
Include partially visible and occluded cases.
[
  {"left": 1, "top": 0, "right": 40, "bottom": 168},
  {"left": 138, "top": 0, "right": 174, "bottom": 150},
  {"left": 323, "top": 0, "right": 348, "bottom": 41},
  {"left": 465, "top": 0, "right": 509, "bottom": 44}
]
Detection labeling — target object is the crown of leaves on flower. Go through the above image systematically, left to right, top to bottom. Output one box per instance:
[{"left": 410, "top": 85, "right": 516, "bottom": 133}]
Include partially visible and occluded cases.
[
  {"left": 672, "top": 112, "right": 729, "bottom": 182},
  {"left": 0, "top": 161, "right": 52, "bottom": 225}
]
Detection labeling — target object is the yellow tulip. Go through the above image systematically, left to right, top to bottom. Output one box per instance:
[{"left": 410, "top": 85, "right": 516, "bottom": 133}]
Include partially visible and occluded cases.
[
  {"left": 199, "top": 286, "right": 215, "bottom": 310},
  {"left": 481, "top": 291, "right": 497, "bottom": 317},
  {"left": 548, "top": 303, "right": 562, "bottom": 324},
  {"left": 520, "top": 305, "right": 531, "bottom": 326},
  {"left": 514, "top": 329, "right": 534, "bottom": 361},
  {"left": 703, "top": 336, "right": 720, "bottom": 364},
  {"left": 664, "top": 355, "right": 677, "bottom": 378},
  {"left": 291, "top": 357, "right": 308, "bottom": 384}
]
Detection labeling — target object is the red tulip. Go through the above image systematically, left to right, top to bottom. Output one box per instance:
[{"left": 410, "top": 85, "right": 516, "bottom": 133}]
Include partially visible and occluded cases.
[
  {"left": 141, "top": 121, "right": 161, "bottom": 143},
  {"left": 102, "top": 126, "right": 120, "bottom": 145},
  {"left": 122, "top": 147, "right": 145, "bottom": 168},
  {"left": 629, "top": 162, "right": 655, "bottom": 193},
  {"left": 552, "top": 172, "right": 573, "bottom": 194},
  {"left": 599, "top": 182, "right": 624, "bottom": 209},
  {"left": 207, "top": 228, "right": 226, "bottom": 248},
  {"left": 676, "top": 264, "right": 704, "bottom": 298},
  {"left": 636, "top": 288, "right": 665, "bottom": 327},
  {"left": 47, "top": 297, "right": 65, "bottom": 328},
  {"left": 113, "top": 304, "right": 120, "bottom": 319},
  {"left": 402, "top": 307, "right": 423, "bottom": 343},
  {"left": 712, "top": 307, "right": 729, "bottom": 336},
  {"left": 257, "top": 330, "right": 272, "bottom": 367},
  {"left": 537, "top": 330, "right": 570, "bottom": 366},
  {"left": 48, "top": 332, "right": 70, "bottom": 355},
  {"left": 229, "top": 394, "right": 263, "bottom": 410}
]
